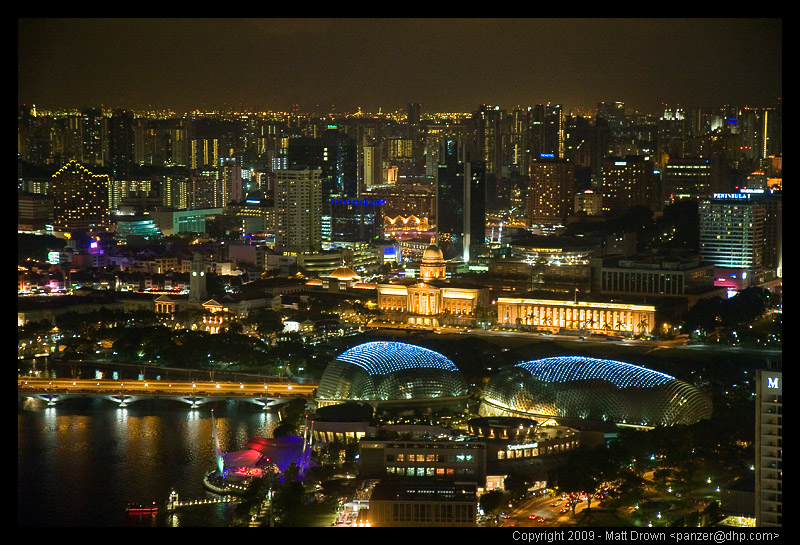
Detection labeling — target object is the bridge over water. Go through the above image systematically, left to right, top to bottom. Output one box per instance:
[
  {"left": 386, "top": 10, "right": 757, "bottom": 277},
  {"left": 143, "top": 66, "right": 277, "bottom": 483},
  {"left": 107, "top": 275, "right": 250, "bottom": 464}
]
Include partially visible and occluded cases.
[{"left": 18, "top": 377, "right": 317, "bottom": 409}]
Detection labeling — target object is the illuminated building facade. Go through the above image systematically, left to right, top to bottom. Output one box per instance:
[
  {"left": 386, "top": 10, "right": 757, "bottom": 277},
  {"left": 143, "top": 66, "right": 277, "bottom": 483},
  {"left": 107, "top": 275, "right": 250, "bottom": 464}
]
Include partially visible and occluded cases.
[
  {"left": 601, "top": 155, "right": 656, "bottom": 217},
  {"left": 527, "top": 157, "right": 575, "bottom": 226},
  {"left": 50, "top": 160, "right": 109, "bottom": 231},
  {"left": 699, "top": 193, "right": 765, "bottom": 271},
  {"left": 376, "top": 243, "right": 490, "bottom": 327},
  {"left": 496, "top": 294, "right": 656, "bottom": 335},
  {"left": 315, "top": 341, "right": 469, "bottom": 408},
  {"left": 480, "top": 356, "right": 712, "bottom": 427},
  {"left": 358, "top": 439, "right": 486, "bottom": 482}
]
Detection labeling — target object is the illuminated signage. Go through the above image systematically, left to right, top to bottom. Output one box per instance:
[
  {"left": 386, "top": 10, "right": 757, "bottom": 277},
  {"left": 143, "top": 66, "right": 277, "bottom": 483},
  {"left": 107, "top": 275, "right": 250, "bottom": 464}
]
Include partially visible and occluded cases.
[
  {"left": 540, "top": 153, "right": 554, "bottom": 158},
  {"left": 614, "top": 161, "right": 627, "bottom": 166},
  {"left": 713, "top": 193, "right": 750, "bottom": 200},
  {"left": 767, "top": 377, "right": 779, "bottom": 389},
  {"left": 508, "top": 443, "right": 538, "bottom": 451}
]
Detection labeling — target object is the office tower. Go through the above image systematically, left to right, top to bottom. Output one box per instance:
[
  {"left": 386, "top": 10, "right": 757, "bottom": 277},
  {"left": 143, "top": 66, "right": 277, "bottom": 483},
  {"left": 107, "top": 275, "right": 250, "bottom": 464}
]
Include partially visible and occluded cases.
[
  {"left": 596, "top": 101, "right": 627, "bottom": 137},
  {"left": 407, "top": 102, "right": 421, "bottom": 127},
  {"left": 531, "top": 103, "right": 565, "bottom": 159},
  {"left": 473, "top": 104, "right": 507, "bottom": 176},
  {"left": 80, "top": 107, "right": 107, "bottom": 167},
  {"left": 509, "top": 107, "right": 530, "bottom": 175},
  {"left": 108, "top": 109, "right": 135, "bottom": 180},
  {"left": 287, "top": 129, "right": 357, "bottom": 200},
  {"left": 436, "top": 139, "right": 465, "bottom": 260},
  {"left": 363, "top": 142, "right": 383, "bottom": 190},
  {"left": 600, "top": 155, "right": 656, "bottom": 217},
  {"left": 526, "top": 157, "right": 575, "bottom": 227},
  {"left": 661, "top": 157, "right": 726, "bottom": 204},
  {"left": 50, "top": 160, "right": 109, "bottom": 232},
  {"left": 462, "top": 160, "right": 486, "bottom": 263},
  {"left": 274, "top": 167, "right": 323, "bottom": 254},
  {"left": 699, "top": 193, "right": 765, "bottom": 274},
  {"left": 329, "top": 197, "right": 385, "bottom": 242},
  {"left": 755, "top": 368, "right": 782, "bottom": 527}
]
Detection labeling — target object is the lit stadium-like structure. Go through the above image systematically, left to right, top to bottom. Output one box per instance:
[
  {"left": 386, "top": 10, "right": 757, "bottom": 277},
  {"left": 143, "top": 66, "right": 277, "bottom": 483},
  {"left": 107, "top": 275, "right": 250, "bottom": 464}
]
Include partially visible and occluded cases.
[
  {"left": 316, "top": 341, "right": 469, "bottom": 408},
  {"left": 479, "top": 356, "right": 712, "bottom": 428}
]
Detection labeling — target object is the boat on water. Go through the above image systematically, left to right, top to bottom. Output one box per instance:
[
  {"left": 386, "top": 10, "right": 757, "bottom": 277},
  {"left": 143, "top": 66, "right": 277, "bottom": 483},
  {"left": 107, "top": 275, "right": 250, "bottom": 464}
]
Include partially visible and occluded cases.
[{"left": 126, "top": 501, "right": 159, "bottom": 513}]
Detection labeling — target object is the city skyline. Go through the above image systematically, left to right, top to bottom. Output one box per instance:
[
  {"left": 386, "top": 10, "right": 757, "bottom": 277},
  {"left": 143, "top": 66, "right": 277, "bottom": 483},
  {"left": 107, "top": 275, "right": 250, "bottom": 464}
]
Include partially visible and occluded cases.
[{"left": 18, "top": 18, "right": 782, "bottom": 115}]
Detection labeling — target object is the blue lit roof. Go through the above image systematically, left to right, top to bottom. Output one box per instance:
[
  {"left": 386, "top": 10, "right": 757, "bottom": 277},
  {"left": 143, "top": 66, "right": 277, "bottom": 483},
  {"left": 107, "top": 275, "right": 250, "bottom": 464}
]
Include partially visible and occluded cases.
[
  {"left": 336, "top": 341, "right": 459, "bottom": 376},
  {"left": 515, "top": 356, "right": 675, "bottom": 389}
]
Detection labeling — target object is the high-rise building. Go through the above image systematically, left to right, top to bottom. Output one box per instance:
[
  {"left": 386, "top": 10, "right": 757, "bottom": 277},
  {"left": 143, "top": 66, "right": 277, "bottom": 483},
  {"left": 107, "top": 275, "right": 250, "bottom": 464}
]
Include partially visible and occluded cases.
[
  {"left": 531, "top": 103, "right": 565, "bottom": 159},
  {"left": 473, "top": 104, "right": 508, "bottom": 176},
  {"left": 108, "top": 109, "right": 135, "bottom": 180},
  {"left": 287, "top": 129, "right": 357, "bottom": 200},
  {"left": 190, "top": 137, "right": 219, "bottom": 170},
  {"left": 362, "top": 142, "right": 383, "bottom": 190},
  {"left": 601, "top": 155, "right": 656, "bottom": 217},
  {"left": 527, "top": 157, "right": 575, "bottom": 227},
  {"left": 661, "top": 157, "right": 720, "bottom": 204},
  {"left": 50, "top": 160, "right": 109, "bottom": 232},
  {"left": 462, "top": 160, "right": 486, "bottom": 263},
  {"left": 274, "top": 167, "right": 323, "bottom": 254},
  {"left": 699, "top": 193, "right": 765, "bottom": 273},
  {"left": 329, "top": 197, "right": 384, "bottom": 242},
  {"left": 755, "top": 368, "right": 782, "bottom": 527}
]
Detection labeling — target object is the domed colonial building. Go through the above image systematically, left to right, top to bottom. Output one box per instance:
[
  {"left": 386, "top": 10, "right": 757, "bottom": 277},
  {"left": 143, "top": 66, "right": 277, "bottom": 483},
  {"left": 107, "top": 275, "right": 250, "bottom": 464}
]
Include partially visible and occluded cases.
[
  {"left": 375, "top": 242, "right": 489, "bottom": 328},
  {"left": 315, "top": 341, "right": 470, "bottom": 409},
  {"left": 480, "top": 356, "right": 712, "bottom": 428}
]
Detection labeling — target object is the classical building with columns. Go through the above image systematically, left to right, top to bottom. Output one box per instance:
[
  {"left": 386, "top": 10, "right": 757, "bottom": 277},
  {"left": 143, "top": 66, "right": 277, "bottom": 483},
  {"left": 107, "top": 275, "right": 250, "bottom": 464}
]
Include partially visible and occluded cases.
[
  {"left": 376, "top": 243, "right": 489, "bottom": 328},
  {"left": 496, "top": 291, "right": 656, "bottom": 336}
]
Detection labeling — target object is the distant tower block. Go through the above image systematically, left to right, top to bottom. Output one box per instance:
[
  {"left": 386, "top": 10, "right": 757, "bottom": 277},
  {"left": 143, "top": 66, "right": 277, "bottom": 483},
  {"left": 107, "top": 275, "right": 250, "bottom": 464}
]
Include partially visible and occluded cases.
[{"left": 189, "top": 252, "right": 207, "bottom": 303}]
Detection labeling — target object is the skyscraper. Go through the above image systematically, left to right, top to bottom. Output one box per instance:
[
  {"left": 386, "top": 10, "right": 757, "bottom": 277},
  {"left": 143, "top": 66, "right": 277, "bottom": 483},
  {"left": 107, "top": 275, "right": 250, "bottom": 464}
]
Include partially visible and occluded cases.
[
  {"left": 108, "top": 109, "right": 135, "bottom": 180},
  {"left": 601, "top": 155, "right": 656, "bottom": 217},
  {"left": 527, "top": 157, "right": 575, "bottom": 227},
  {"left": 462, "top": 160, "right": 486, "bottom": 263},
  {"left": 274, "top": 167, "right": 323, "bottom": 255},
  {"left": 699, "top": 193, "right": 765, "bottom": 273},
  {"left": 755, "top": 368, "right": 782, "bottom": 527}
]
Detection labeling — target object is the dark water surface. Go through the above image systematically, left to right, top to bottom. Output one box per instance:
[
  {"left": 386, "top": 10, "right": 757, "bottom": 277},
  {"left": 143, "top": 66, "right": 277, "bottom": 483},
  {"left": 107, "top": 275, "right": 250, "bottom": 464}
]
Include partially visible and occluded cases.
[{"left": 18, "top": 394, "right": 279, "bottom": 527}]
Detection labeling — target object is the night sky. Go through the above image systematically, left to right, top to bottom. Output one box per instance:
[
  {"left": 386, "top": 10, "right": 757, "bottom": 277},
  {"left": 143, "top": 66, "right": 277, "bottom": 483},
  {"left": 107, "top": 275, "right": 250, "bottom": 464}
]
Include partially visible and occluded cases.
[{"left": 18, "top": 18, "right": 782, "bottom": 115}]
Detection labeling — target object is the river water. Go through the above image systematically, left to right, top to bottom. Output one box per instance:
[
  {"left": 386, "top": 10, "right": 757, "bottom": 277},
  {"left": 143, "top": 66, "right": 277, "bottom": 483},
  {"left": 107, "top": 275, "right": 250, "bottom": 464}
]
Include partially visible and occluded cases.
[{"left": 18, "top": 391, "right": 280, "bottom": 527}]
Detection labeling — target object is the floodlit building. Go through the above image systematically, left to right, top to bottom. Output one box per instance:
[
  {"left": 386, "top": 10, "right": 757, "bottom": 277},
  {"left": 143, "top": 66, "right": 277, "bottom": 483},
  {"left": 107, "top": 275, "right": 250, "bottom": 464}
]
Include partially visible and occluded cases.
[
  {"left": 315, "top": 341, "right": 469, "bottom": 409},
  {"left": 480, "top": 356, "right": 712, "bottom": 428}
]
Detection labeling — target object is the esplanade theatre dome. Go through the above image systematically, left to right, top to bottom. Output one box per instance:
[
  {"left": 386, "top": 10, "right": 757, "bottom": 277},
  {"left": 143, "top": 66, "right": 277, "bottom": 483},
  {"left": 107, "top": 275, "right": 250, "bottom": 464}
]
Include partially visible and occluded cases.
[
  {"left": 316, "top": 341, "right": 469, "bottom": 408},
  {"left": 480, "top": 356, "right": 712, "bottom": 427}
]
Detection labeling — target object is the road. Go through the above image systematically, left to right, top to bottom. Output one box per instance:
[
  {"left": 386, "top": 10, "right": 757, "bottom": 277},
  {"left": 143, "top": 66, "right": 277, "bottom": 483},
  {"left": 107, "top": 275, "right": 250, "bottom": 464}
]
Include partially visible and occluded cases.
[{"left": 503, "top": 493, "right": 601, "bottom": 527}]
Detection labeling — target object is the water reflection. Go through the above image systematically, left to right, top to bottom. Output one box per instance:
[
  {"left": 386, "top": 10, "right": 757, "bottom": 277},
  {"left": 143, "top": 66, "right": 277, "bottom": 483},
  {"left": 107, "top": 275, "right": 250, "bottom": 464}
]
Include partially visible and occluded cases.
[{"left": 19, "top": 396, "right": 280, "bottom": 527}]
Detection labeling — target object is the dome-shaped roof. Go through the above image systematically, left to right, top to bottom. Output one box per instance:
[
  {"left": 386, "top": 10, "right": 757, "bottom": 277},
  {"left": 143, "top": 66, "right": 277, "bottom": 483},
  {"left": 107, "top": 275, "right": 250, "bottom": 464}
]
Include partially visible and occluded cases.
[
  {"left": 422, "top": 244, "right": 444, "bottom": 263},
  {"left": 328, "top": 266, "right": 360, "bottom": 280},
  {"left": 316, "top": 341, "right": 468, "bottom": 404},
  {"left": 481, "top": 356, "right": 712, "bottom": 427}
]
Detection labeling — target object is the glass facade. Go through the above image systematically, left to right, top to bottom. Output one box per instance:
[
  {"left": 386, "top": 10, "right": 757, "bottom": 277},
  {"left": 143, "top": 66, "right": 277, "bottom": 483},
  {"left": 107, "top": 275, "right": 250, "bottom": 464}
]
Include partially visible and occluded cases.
[
  {"left": 316, "top": 341, "right": 468, "bottom": 404},
  {"left": 480, "top": 356, "right": 712, "bottom": 427}
]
